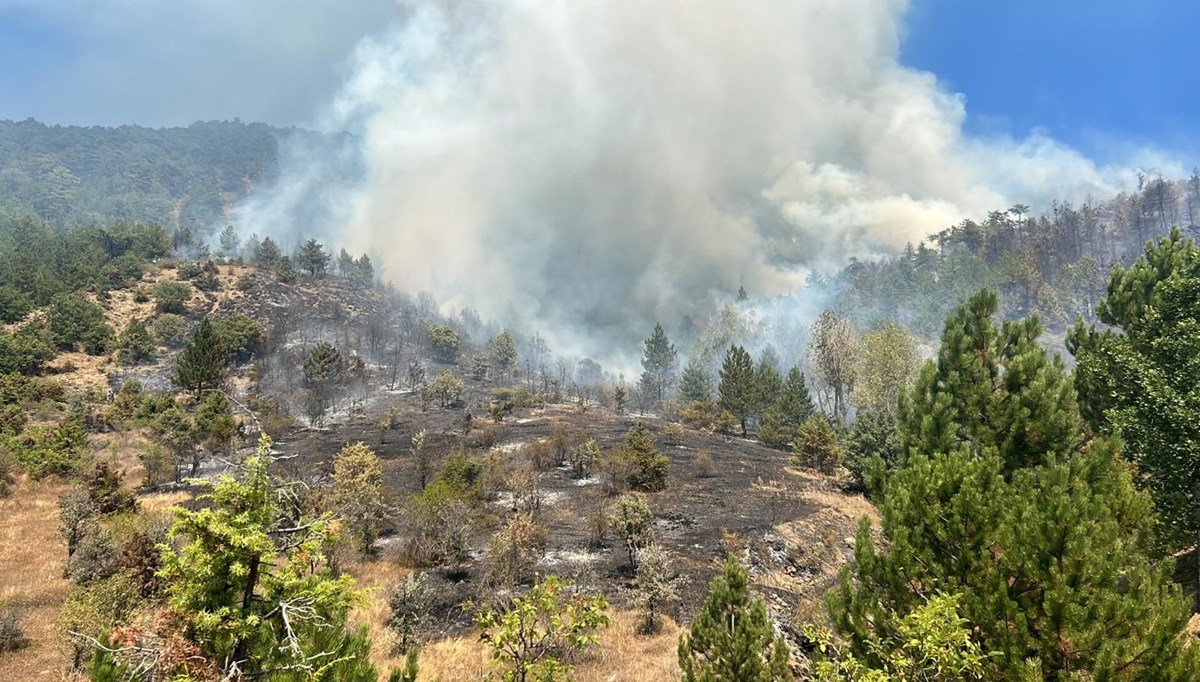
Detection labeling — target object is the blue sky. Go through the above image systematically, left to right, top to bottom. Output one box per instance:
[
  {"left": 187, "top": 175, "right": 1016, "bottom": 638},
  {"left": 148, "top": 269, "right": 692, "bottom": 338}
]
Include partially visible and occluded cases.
[
  {"left": 0, "top": 0, "right": 1196, "bottom": 166},
  {"left": 902, "top": 0, "right": 1200, "bottom": 163}
]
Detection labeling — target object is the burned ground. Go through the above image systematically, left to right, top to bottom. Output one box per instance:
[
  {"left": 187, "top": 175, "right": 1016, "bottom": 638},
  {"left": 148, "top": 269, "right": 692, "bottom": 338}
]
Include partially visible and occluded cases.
[{"left": 270, "top": 384, "right": 877, "bottom": 642}]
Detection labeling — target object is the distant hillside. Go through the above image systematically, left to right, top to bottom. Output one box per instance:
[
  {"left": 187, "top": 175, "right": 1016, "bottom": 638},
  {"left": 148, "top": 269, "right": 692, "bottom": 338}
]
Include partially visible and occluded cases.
[{"left": 0, "top": 118, "right": 350, "bottom": 232}]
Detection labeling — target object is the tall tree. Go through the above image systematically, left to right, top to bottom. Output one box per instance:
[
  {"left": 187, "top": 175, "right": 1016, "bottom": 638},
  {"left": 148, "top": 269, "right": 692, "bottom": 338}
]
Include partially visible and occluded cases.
[
  {"left": 217, "top": 225, "right": 239, "bottom": 258},
  {"left": 1069, "top": 228, "right": 1200, "bottom": 559},
  {"left": 298, "top": 238, "right": 330, "bottom": 276},
  {"left": 830, "top": 289, "right": 1199, "bottom": 679},
  {"left": 807, "top": 310, "right": 858, "bottom": 427},
  {"left": 173, "top": 318, "right": 223, "bottom": 396},
  {"left": 854, "top": 322, "right": 919, "bottom": 415},
  {"left": 639, "top": 323, "right": 677, "bottom": 404},
  {"left": 491, "top": 331, "right": 518, "bottom": 380},
  {"left": 303, "top": 342, "right": 344, "bottom": 425},
  {"left": 717, "top": 345, "right": 755, "bottom": 436}
]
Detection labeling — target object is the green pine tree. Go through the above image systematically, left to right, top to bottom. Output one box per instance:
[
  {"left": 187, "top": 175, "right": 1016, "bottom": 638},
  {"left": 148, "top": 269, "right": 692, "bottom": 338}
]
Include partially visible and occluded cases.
[
  {"left": 1069, "top": 228, "right": 1200, "bottom": 555},
  {"left": 298, "top": 238, "right": 330, "bottom": 276},
  {"left": 829, "top": 289, "right": 1200, "bottom": 679},
  {"left": 173, "top": 318, "right": 223, "bottom": 396},
  {"left": 640, "top": 323, "right": 678, "bottom": 404},
  {"left": 718, "top": 345, "right": 755, "bottom": 436},
  {"left": 679, "top": 355, "right": 714, "bottom": 403},
  {"left": 753, "top": 356, "right": 783, "bottom": 420},
  {"left": 624, "top": 423, "right": 669, "bottom": 492},
  {"left": 156, "top": 436, "right": 361, "bottom": 677},
  {"left": 678, "top": 556, "right": 790, "bottom": 682}
]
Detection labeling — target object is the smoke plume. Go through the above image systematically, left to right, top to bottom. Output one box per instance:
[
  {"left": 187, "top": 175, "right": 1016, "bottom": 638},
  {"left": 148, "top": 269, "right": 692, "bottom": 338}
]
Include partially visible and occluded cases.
[{"left": 240, "top": 0, "right": 1175, "bottom": 357}]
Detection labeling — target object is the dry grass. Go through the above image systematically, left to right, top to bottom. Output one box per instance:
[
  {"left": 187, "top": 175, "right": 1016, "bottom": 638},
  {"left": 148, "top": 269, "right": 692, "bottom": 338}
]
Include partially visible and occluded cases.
[
  {"left": 46, "top": 352, "right": 109, "bottom": 395},
  {"left": 0, "top": 477, "right": 71, "bottom": 679},
  {"left": 799, "top": 489, "right": 879, "bottom": 524},
  {"left": 344, "top": 556, "right": 680, "bottom": 681},
  {"left": 407, "top": 610, "right": 679, "bottom": 682}
]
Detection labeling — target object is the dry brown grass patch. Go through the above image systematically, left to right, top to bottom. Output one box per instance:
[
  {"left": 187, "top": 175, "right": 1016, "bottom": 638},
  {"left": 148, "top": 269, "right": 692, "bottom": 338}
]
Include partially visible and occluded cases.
[{"left": 0, "top": 477, "right": 71, "bottom": 678}]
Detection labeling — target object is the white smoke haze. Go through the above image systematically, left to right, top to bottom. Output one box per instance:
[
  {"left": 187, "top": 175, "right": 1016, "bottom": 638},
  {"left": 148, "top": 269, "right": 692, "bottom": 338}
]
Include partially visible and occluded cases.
[{"left": 237, "top": 0, "right": 1174, "bottom": 360}]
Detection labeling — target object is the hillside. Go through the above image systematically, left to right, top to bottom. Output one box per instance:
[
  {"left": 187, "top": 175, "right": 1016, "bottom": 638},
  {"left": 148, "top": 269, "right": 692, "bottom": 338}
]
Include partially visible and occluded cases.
[{"left": 0, "top": 119, "right": 357, "bottom": 235}]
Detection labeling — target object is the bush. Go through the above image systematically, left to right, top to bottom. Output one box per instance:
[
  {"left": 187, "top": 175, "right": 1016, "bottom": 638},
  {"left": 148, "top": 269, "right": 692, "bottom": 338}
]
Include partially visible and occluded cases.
[
  {"left": 151, "top": 280, "right": 192, "bottom": 314},
  {"left": 0, "top": 285, "right": 32, "bottom": 323},
  {"left": 47, "top": 294, "right": 114, "bottom": 354},
  {"left": 149, "top": 313, "right": 187, "bottom": 347},
  {"left": 211, "top": 314, "right": 265, "bottom": 363},
  {"left": 116, "top": 320, "right": 157, "bottom": 365},
  {"left": 426, "top": 323, "right": 461, "bottom": 364},
  {"left": 0, "top": 326, "right": 56, "bottom": 375},
  {"left": 680, "top": 400, "right": 738, "bottom": 435},
  {"left": 845, "top": 409, "right": 899, "bottom": 490},
  {"left": 792, "top": 414, "right": 845, "bottom": 475},
  {"left": 9, "top": 417, "right": 88, "bottom": 479},
  {"left": 662, "top": 422, "right": 685, "bottom": 444},
  {"left": 624, "top": 423, "right": 669, "bottom": 492},
  {"left": 0, "top": 447, "right": 15, "bottom": 496},
  {"left": 693, "top": 451, "right": 716, "bottom": 478},
  {"left": 86, "top": 461, "right": 135, "bottom": 514},
  {"left": 610, "top": 493, "right": 655, "bottom": 569},
  {"left": 487, "top": 512, "right": 547, "bottom": 587},
  {"left": 65, "top": 519, "right": 120, "bottom": 585},
  {"left": 386, "top": 571, "right": 432, "bottom": 654},
  {"left": 55, "top": 573, "right": 141, "bottom": 669},
  {"left": 473, "top": 576, "right": 609, "bottom": 682},
  {"left": 0, "top": 600, "right": 27, "bottom": 653}
]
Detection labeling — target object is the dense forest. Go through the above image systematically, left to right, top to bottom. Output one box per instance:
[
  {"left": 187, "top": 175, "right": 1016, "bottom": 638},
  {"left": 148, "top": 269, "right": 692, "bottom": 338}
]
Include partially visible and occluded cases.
[
  {"left": 0, "top": 119, "right": 357, "bottom": 234},
  {"left": 2, "top": 121, "right": 1200, "bottom": 681}
]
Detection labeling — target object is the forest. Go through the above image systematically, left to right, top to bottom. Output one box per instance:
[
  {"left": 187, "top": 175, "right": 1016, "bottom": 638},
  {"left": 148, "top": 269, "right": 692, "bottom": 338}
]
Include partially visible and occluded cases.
[{"left": 2, "top": 119, "right": 1200, "bottom": 681}]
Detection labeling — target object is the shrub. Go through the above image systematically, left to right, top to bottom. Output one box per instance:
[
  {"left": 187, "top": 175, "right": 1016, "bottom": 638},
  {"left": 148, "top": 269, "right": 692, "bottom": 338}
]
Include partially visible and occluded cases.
[
  {"left": 150, "top": 280, "right": 192, "bottom": 314},
  {"left": 0, "top": 285, "right": 32, "bottom": 323},
  {"left": 132, "top": 286, "right": 151, "bottom": 303},
  {"left": 47, "top": 294, "right": 113, "bottom": 354},
  {"left": 149, "top": 313, "right": 187, "bottom": 347},
  {"left": 211, "top": 314, "right": 265, "bottom": 363},
  {"left": 116, "top": 320, "right": 157, "bottom": 365},
  {"left": 426, "top": 323, "right": 461, "bottom": 363},
  {"left": 0, "top": 326, "right": 56, "bottom": 375},
  {"left": 422, "top": 370, "right": 464, "bottom": 408},
  {"left": 679, "top": 400, "right": 738, "bottom": 435},
  {"left": 792, "top": 414, "right": 845, "bottom": 475},
  {"left": 10, "top": 417, "right": 88, "bottom": 479},
  {"left": 662, "top": 422, "right": 685, "bottom": 444},
  {"left": 624, "top": 423, "right": 669, "bottom": 492},
  {"left": 571, "top": 437, "right": 601, "bottom": 479},
  {"left": 0, "top": 447, "right": 15, "bottom": 496},
  {"left": 597, "top": 447, "right": 634, "bottom": 496},
  {"left": 693, "top": 451, "right": 716, "bottom": 478},
  {"left": 86, "top": 461, "right": 135, "bottom": 514},
  {"left": 610, "top": 493, "right": 655, "bottom": 569},
  {"left": 487, "top": 512, "right": 548, "bottom": 587},
  {"left": 65, "top": 519, "right": 120, "bottom": 585},
  {"left": 120, "top": 532, "right": 162, "bottom": 598},
  {"left": 635, "top": 544, "right": 679, "bottom": 635},
  {"left": 678, "top": 557, "right": 790, "bottom": 681},
  {"left": 386, "top": 571, "right": 432, "bottom": 654},
  {"left": 55, "top": 573, "right": 141, "bottom": 669},
  {"left": 473, "top": 576, "right": 609, "bottom": 682},
  {"left": 0, "top": 600, "right": 27, "bottom": 653}
]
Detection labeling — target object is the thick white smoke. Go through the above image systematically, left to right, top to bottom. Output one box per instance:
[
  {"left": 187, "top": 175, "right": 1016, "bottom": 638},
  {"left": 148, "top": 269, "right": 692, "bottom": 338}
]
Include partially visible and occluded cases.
[{"left": 240, "top": 0, "right": 1174, "bottom": 357}]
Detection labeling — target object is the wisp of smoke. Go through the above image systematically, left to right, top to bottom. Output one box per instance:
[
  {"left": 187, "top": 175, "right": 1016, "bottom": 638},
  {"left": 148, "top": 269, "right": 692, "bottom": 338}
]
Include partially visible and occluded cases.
[{"left": 236, "top": 0, "right": 1173, "bottom": 361}]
